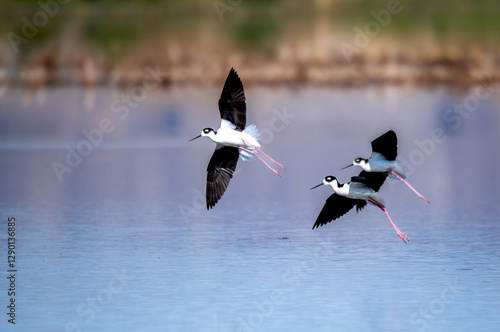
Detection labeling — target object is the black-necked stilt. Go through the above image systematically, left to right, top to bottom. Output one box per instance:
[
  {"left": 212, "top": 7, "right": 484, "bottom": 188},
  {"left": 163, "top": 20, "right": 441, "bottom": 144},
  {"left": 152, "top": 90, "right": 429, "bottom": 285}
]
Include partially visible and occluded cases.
[
  {"left": 190, "top": 68, "right": 284, "bottom": 210},
  {"left": 342, "top": 130, "right": 430, "bottom": 203},
  {"left": 311, "top": 175, "right": 409, "bottom": 243}
]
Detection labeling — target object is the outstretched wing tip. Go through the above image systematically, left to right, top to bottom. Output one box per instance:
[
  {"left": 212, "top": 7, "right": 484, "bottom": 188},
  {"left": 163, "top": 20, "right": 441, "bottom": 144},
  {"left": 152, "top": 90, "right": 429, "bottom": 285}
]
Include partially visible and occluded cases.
[
  {"left": 218, "top": 68, "right": 246, "bottom": 131},
  {"left": 371, "top": 129, "right": 398, "bottom": 162},
  {"left": 205, "top": 146, "right": 239, "bottom": 210},
  {"left": 312, "top": 193, "right": 357, "bottom": 230}
]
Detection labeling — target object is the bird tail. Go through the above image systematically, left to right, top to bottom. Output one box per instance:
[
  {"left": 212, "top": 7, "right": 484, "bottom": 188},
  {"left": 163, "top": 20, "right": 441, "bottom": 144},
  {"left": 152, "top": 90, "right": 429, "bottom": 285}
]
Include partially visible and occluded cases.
[
  {"left": 239, "top": 124, "right": 261, "bottom": 161},
  {"left": 243, "top": 124, "right": 261, "bottom": 142},
  {"left": 239, "top": 149, "right": 254, "bottom": 161},
  {"left": 389, "top": 161, "right": 406, "bottom": 179},
  {"left": 367, "top": 193, "right": 386, "bottom": 210}
]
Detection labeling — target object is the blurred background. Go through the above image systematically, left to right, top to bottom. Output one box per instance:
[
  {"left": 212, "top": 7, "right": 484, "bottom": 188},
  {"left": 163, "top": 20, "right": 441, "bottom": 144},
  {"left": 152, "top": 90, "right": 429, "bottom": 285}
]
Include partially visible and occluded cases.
[{"left": 0, "top": 0, "right": 499, "bottom": 88}]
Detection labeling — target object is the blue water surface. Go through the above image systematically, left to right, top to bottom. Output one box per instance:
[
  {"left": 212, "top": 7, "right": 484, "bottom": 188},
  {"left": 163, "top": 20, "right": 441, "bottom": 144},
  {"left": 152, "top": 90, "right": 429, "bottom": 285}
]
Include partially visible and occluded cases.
[{"left": 0, "top": 86, "right": 499, "bottom": 331}]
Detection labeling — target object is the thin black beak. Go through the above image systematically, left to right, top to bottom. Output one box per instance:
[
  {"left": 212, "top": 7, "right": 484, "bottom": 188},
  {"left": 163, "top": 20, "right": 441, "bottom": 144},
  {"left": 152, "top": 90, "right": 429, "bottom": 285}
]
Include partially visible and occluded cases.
[
  {"left": 189, "top": 135, "right": 201, "bottom": 142},
  {"left": 341, "top": 164, "right": 353, "bottom": 170},
  {"left": 310, "top": 183, "right": 323, "bottom": 190}
]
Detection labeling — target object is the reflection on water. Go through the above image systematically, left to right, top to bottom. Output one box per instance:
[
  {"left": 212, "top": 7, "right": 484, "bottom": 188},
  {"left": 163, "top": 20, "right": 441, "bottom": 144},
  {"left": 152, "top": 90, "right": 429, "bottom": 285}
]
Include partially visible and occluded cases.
[{"left": 1, "top": 87, "right": 499, "bottom": 331}]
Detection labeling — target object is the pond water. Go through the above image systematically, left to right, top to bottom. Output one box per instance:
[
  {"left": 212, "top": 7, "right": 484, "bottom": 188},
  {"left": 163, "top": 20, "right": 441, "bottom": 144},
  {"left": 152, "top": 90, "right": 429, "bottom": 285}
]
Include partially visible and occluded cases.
[{"left": 1, "top": 86, "right": 499, "bottom": 331}]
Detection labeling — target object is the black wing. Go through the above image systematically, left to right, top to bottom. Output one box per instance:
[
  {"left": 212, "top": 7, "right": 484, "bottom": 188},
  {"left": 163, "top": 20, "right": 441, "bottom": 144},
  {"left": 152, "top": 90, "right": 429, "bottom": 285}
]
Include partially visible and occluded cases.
[
  {"left": 218, "top": 68, "right": 246, "bottom": 131},
  {"left": 371, "top": 130, "right": 398, "bottom": 161},
  {"left": 206, "top": 146, "right": 239, "bottom": 210},
  {"left": 356, "top": 170, "right": 388, "bottom": 193},
  {"left": 348, "top": 172, "right": 388, "bottom": 212},
  {"left": 312, "top": 193, "right": 364, "bottom": 229}
]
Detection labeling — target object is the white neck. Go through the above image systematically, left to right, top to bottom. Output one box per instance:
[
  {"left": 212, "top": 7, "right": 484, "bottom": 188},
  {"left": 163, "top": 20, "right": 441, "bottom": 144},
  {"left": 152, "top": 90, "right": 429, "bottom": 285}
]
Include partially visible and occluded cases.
[
  {"left": 205, "top": 131, "right": 218, "bottom": 143},
  {"left": 359, "top": 160, "right": 371, "bottom": 171},
  {"left": 327, "top": 180, "right": 339, "bottom": 191},
  {"left": 329, "top": 180, "right": 349, "bottom": 196}
]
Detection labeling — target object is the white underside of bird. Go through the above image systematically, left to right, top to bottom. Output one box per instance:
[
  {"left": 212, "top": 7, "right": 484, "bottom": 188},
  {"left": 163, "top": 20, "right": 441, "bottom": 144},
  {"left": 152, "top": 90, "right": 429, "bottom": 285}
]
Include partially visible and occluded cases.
[
  {"left": 210, "top": 120, "right": 261, "bottom": 161},
  {"left": 327, "top": 180, "right": 386, "bottom": 207}
]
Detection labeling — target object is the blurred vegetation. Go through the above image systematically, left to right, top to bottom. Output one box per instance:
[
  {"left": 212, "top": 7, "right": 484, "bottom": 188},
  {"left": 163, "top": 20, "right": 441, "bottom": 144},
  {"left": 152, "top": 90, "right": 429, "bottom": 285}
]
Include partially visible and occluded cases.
[
  {"left": 0, "top": 0, "right": 499, "bottom": 86},
  {"left": 1, "top": 0, "right": 499, "bottom": 56}
]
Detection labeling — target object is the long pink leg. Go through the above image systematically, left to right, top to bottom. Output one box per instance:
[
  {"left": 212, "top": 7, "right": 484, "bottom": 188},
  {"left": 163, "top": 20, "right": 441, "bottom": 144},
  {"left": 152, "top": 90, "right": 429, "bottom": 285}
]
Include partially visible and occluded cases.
[
  {"left": 241, "top": 139, "right": 285, "bottom": 169},
  {"left": 239, "top": 147, "right": 280, "bottom": 177},
  {"left": 391, "top": 171, "right": 430, "bottom": 203},
  {"left": 368, "top": 198, "right": 408, "bottom": 243},
  {"left": 382, "top": 207, "right": 409, "bottom": 243}
]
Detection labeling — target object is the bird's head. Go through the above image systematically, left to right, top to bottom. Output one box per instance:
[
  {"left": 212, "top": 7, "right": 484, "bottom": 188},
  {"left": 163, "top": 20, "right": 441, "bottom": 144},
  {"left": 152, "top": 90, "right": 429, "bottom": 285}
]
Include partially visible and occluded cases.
[
  {"left": 189, "top": 128, "right": 216, "bottom": 142},
  {"left": 341, "top": 157, "right": 367, "bottom": 170},
  {"left": 310, "top": 175, "right": 337, "bottom": 190},
  {"left": 323, "top": 175, "right": 337, "bottom": 184}
]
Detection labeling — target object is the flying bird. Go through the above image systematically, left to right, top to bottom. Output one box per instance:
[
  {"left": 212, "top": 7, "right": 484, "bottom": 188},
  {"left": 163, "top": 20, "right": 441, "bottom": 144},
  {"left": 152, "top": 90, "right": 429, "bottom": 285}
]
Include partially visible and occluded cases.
[
  {"left": 190, "top": 68, "right": 284, "bottom": 210},
  {"left": 342, "top": 130, "right": 430, "bottom": 203},
  {"left": 311, "top": 175, "right": 408, "bottom": 243}
]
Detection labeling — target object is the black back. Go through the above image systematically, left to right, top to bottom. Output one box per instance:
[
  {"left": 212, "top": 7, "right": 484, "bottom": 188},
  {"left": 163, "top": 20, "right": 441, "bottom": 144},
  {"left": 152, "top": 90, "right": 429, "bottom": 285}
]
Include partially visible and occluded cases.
[
  {"left": 218, "top": 68, "right": 246, "bottom": 131},
  {"left": 356, "top": 170, "right": 388, "bottom": 193}
]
